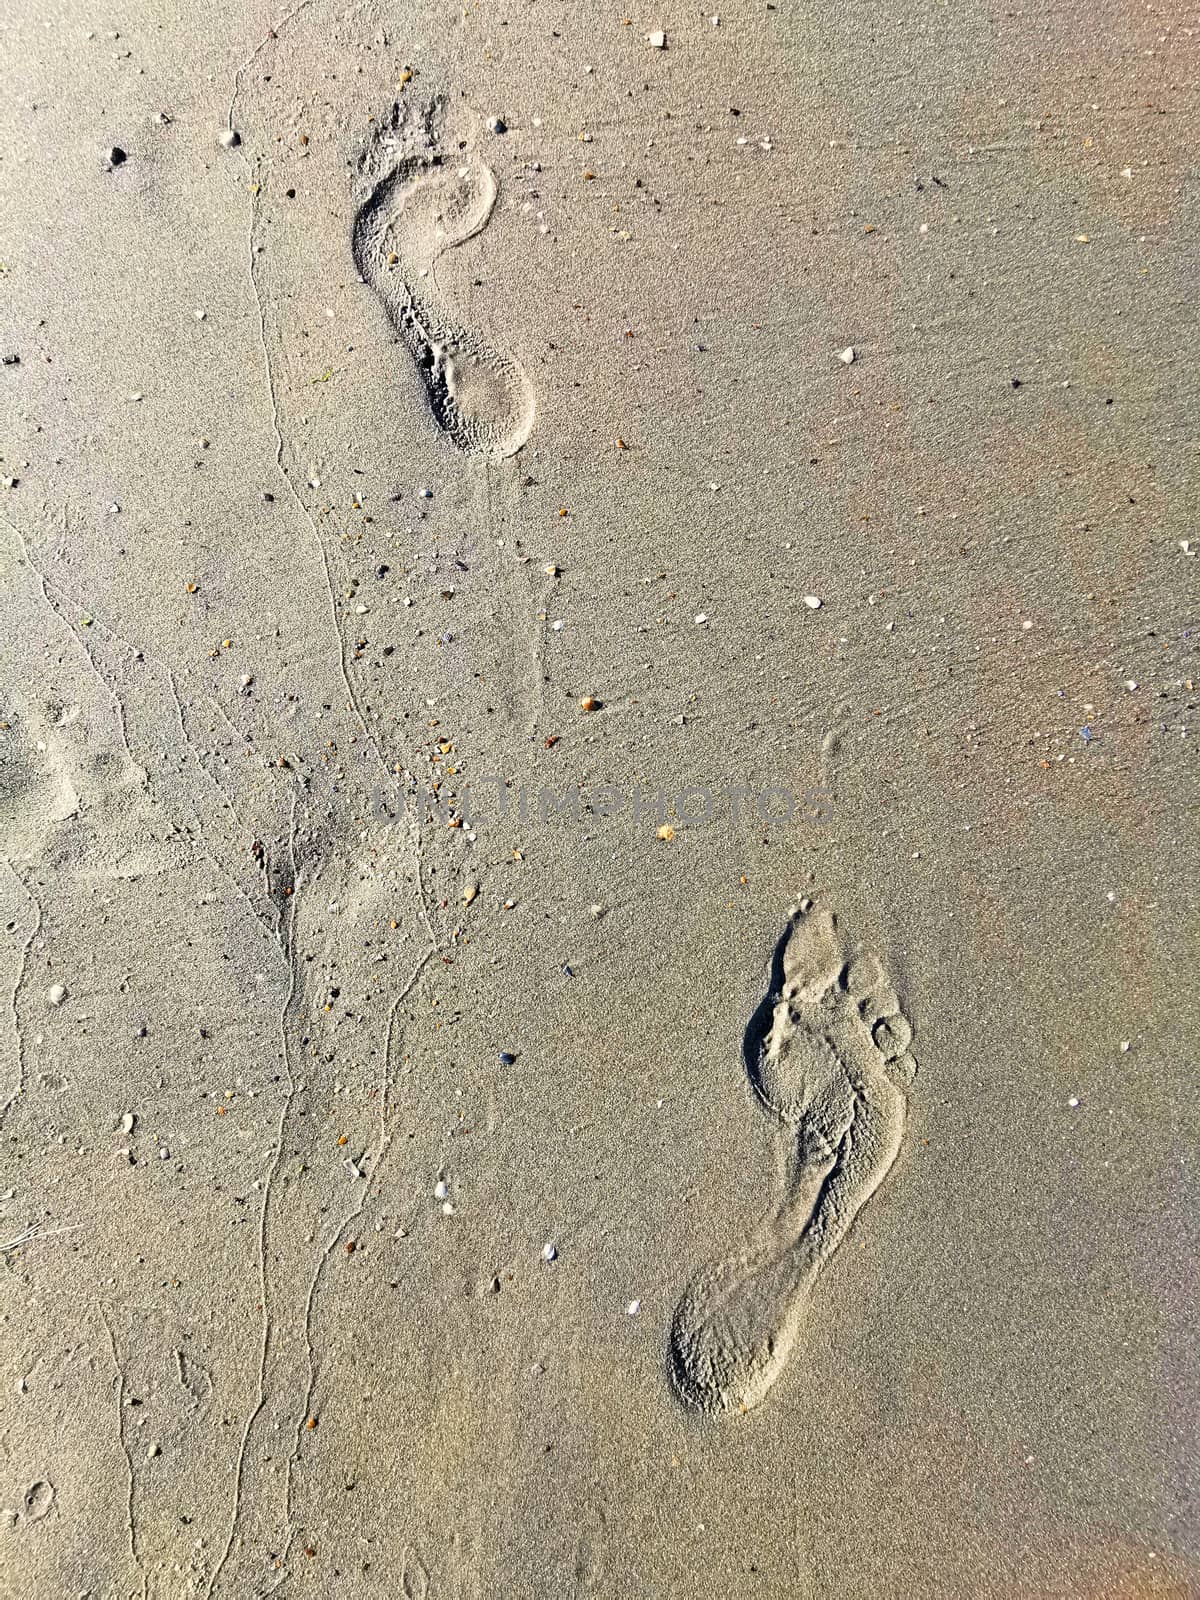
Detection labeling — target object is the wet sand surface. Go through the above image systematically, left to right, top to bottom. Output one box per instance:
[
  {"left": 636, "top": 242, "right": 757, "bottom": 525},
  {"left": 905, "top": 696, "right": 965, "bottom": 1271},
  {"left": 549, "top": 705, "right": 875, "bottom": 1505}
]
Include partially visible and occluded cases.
[{"left": 0, "top": 1, "right": 1197, "bottom": 1595}]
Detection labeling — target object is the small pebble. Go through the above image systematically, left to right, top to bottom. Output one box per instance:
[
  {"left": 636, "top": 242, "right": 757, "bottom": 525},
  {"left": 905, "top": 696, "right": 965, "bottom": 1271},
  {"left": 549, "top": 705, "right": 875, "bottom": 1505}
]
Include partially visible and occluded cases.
[
  {"left": 647, "top": 30, "right": 666, "bottom": 47},
  {"left": 486, "top": 115, "right": 507, "bottom": 134},
  {"left": 219, "top": 128, "right": 241, "bottom": 149},
  {"left": 106, "top": 146, "right": 127, "bottom": 167},
  {"left": 837, "top": 346, "right": 855, "bottom": 364},
  {"left": 803, "top": 595, "right": 822, "bottom": 609},
  {"left": 47, "top": 984, "right": 67, "bottom": 1007},
  {"left": 499, "top": 1051, "right": 517, "bottom": 1066},
  {"left": 158, "top": 1147, "right": 170, "bottom": 1160},
  {"left": 434, "top": 1179, "right": 449, "bottom": 1200},
  {"left": 542, "top": 1242, "right": 557, "bottom": 1262},
  {"left": 627, "top": 1299, "right": 641, "bottom": 1315}
]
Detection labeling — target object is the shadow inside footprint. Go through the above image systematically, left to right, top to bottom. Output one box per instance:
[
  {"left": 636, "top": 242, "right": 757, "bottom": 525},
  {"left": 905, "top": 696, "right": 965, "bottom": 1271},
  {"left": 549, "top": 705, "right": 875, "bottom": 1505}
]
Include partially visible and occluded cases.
[
  {"left": 352, "top": 97, "right": 535, "bottom": 459},
  {"left": 743, "top": 922, "right": 793, "bottom": 1106}
]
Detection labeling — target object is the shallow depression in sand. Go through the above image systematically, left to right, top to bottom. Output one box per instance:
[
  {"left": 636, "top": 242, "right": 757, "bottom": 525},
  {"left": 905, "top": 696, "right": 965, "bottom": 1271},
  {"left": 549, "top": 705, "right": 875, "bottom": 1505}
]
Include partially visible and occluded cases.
[
  {"left": 352, "top": 97, "right": 536, "bottom": 459},
  {"left": 441, "top": 346, "right": 534, "bottom": 457},
  {"left": 670, "top": 904, "right": 914, "bottom": 1416}
]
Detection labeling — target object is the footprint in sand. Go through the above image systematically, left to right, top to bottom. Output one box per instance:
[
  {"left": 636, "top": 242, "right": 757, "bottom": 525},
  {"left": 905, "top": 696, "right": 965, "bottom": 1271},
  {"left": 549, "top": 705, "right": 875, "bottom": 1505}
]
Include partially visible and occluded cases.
[
  {"left": 352, "top": 97, "right": 535, "bottom": 459},
  {"left": 670, "top": 902, "right": 915, "bottom": 1415},
  {"left": 401, "top": 1545, "right": 430, "bottom": 1599}
]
